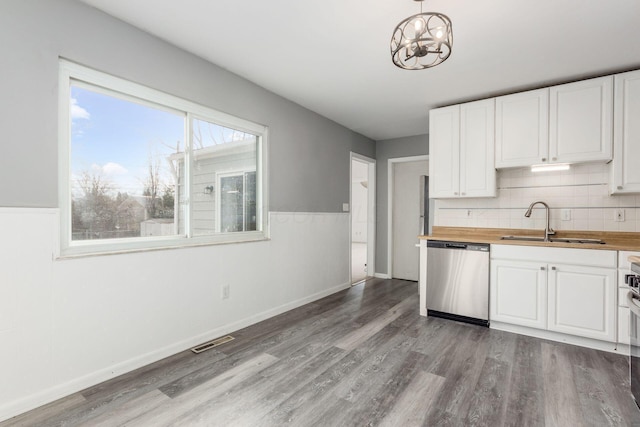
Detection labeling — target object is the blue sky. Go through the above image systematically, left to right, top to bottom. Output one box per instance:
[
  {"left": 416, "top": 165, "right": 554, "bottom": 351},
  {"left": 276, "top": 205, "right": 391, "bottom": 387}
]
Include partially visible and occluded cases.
[{"left": 71, "top": 86, "right": 184, "bottom": 196}]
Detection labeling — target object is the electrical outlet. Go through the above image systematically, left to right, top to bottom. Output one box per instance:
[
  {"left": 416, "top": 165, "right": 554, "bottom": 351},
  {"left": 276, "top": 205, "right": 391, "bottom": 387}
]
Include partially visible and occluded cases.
[
  {"left": 561, "top": 209, "right": 571, "bottom": 221},
  {"left": 615, "top": 209, "right": 625, "bottom": 222},
  {"left": 222, "top": 284, "right": 230, "bottom": 299}
]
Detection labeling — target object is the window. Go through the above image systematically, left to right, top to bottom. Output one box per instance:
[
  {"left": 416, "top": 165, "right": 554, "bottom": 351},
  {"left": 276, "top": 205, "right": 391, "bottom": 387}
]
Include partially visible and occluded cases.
[{"left": 59, "top": 60, "right": 268, "bottom": 256}]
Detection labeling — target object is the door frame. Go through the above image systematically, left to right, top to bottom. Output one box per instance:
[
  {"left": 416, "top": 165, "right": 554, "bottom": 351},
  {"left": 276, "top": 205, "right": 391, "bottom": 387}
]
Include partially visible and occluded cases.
[
  {"left": 350, "top": 152, "right": 376, "bottom": 284},
  {"left": 387, "top": 155, "right": 429, "bottom": 279}
]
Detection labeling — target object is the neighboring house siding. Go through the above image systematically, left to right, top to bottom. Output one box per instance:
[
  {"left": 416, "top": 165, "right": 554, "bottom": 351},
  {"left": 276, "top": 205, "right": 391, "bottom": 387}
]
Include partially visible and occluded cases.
[{"left": 176, "top": 143, "right": 256, "bottom": 235}]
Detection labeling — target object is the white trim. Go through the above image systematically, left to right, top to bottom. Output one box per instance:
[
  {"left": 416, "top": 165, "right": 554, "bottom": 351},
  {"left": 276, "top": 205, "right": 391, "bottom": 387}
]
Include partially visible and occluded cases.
[
  {"left": 58, "top": 59, "right": 269, "bottom": 256},
  {"left": 59, "top": 59, "right": 267, "bottom": 134},
  {"left": 350, "top": 152, "right": 376, "bottom": 284},
  {"left": 387, "top": 155, "right": 429, "bottom": 278},
  {"left": 271, "top": 211, "right": 349, "bottom": 216},
  {"left": 374, "top": 273, "right": 392, "bottom": 279},
  {"left": 0, "top": 279, "right": 351, "bottom": 422},
  {"left": 490, "top": 321, "right": 621, "bottom": 354}
]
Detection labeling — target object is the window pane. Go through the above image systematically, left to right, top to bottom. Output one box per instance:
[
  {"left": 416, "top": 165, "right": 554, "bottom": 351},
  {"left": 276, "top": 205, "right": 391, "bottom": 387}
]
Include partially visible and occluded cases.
[
  {"left": 70, "top": 85, "right": 185, "bottom": 241},
  {"left": 190, "top": 118, "right": 257, "bottom": 235},
  {"left": 244, "top": 171, "right": 257, "bottom": 231}
]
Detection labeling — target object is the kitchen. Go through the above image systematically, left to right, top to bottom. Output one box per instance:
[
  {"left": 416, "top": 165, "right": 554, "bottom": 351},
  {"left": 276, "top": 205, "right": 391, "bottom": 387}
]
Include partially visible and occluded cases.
[{"left": 2, "top": 0, "right": 640, "bottom": 425}]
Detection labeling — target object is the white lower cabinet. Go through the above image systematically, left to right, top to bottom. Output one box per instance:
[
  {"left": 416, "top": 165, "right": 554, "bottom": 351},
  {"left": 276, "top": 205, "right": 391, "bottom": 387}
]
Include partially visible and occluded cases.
[
  {"left": 490, "top": 245, "right": 617, "bottom": 344},
  {"left": 490, "top": 260, "right": 547, "bottom": 329},
  {"left": 547, "top": 265, "right": 616, "bottom": 342},
  {"left": 619, "top": 307, "right": 630, "bottom": 345}
]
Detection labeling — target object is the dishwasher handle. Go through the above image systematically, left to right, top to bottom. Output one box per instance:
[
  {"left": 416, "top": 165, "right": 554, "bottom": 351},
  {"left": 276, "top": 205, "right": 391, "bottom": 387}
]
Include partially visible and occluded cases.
[{"left": 427, "top": 240, "right": 489, "bottom": 252}]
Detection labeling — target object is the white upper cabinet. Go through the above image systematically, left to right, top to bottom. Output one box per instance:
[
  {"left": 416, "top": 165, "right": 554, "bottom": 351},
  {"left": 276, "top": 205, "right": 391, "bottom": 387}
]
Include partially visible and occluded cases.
[
  {"left": 611, "top": 69, "right": 640, "bottom": 194},
  {"left": 494, "top": 76, "right": 613, "bottom": 169},
  {"left": 549, "top": 76, "right": 613, "bottom": 163},
  {"left": 495, "top": 88, "right": 549, "bottom": 168},
  {"left": 460, "top": 99, "right": 496, "bottom": 198},
  {"left": 429, "top": 100, "right": 496, "bottom": 199},
  {"left": 429, "top": 105, "right": 460, "bottom": 198}
]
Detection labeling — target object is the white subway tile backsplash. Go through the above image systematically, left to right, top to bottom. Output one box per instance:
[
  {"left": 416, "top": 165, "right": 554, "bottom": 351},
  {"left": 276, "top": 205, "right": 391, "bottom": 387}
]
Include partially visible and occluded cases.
[
  {"left": 434, "top": 167, "right": 640, "bottom": 232},
  {"left": 574, "top": 174, "right": 590, "bottom": 185}
]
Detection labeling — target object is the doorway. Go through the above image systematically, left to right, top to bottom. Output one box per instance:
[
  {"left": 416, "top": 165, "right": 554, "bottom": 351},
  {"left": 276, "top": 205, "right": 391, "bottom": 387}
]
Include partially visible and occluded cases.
[
  {"left": 350, "top": 153, "right": 375, "bottom": 284},
  {"left": 388, "top": 156, "right": 430, "bottom": 281}
]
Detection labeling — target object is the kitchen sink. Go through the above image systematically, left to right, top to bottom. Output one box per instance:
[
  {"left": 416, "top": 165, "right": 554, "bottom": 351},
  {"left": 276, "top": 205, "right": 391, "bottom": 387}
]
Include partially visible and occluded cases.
[
  {"left": 500, "top": 235, "right": 605, "bottom": 244},
  {"left": 500, "top": 235, "right": 546, "bottom": 242}
]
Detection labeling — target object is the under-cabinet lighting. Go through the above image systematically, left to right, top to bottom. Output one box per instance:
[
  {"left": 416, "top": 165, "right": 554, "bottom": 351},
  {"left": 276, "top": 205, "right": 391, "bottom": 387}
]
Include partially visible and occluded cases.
[{"left": 531, "top": 163, "right": 571, "bottom": 173}]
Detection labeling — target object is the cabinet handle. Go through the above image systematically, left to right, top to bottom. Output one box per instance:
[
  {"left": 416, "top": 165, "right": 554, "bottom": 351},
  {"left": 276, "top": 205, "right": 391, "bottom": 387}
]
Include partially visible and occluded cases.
[
  {"left": 552, "top": 157, "right": 557, "bottom": 161},
  {"left": 541, "top": 158, "right": 547, "bottom": 162},
  {"left": 618, "top": 186, "right": 623, "bottom": 190},
  {"left": 454, "top": 192, "right": 459, "bottom": 196},
  {"left": 461, "top": 192, "right": 466, "bottom": 196},
  {"left": 540, "top": 266, "right": 546, "bottom": 271},
  {"left": 551, "top": 266, "right": 556, "bottom": 271}
]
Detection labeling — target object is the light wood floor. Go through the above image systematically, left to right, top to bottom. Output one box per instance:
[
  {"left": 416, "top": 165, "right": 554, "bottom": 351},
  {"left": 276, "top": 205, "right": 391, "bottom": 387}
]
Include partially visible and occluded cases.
[{"left": 3, "top": 278, "right": 640, "bottom": 426}]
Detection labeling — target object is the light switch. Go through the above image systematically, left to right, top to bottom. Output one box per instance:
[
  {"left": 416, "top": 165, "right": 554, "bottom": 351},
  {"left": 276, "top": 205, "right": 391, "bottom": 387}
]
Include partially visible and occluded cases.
[
  {"left": 342, "top": 203, "right": 349, "bottom": 212},
  {"left": 561, "top": 209, "right": 571, "bottom": 221}
]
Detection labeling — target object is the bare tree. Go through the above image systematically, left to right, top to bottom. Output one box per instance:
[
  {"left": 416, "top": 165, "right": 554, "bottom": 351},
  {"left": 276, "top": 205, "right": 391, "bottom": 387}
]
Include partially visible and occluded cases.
[
  {"left": 143, "top": 154, "right": 161, "bottom": 219},
  {"left": 74, "top": 170, "right": 117, "bottom": 238}
]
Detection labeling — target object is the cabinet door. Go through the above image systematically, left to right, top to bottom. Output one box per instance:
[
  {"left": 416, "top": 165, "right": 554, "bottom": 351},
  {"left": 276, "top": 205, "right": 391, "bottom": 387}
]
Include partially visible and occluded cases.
[
  {"left": 611, "top": 70, "right": 640, "bottom": 194},
  {"left": 549, "top": 76, "right": 613, "bottom": 163},
  {"left": 495, "top": 88, "right": 549, "bottom": 168},
  {"left": 460, "top": 99, "right": 496, "bottom": 197},
  {"left": 429, "top": 105, "right": 460, "bottom": 198},
  {"left": 490, "top": 260, "right": 547, "bottom": 329},
  {"left": 547, "top": 264, "right": 616, "bottom": 342}
]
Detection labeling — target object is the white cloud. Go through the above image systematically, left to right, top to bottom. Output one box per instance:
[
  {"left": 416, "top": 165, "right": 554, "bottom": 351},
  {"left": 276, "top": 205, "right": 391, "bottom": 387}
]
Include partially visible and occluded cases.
[
  {"left": 71, "top": 98, "right": 90, "bottom": 120},
  {"left": 102, "top": 162, "right": 128, "bottom": 176}
]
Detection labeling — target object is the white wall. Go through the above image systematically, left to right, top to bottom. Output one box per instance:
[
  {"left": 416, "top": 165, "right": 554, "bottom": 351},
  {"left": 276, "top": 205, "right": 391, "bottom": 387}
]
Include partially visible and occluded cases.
[
  {"left": 375, "top": 134, "right": 428, "bottom": 275},
  {"left": 434, "top": 163, "right": 640, "bottom": 231},
  {"left": 0, "top": 209, "right": 349, "bottom": 421}
]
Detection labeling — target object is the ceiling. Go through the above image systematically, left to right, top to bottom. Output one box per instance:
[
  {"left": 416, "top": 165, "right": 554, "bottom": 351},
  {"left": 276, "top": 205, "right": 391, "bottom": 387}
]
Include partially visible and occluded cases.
[{"left": 77, "top": 0, "right": 640, "bottom": 141}]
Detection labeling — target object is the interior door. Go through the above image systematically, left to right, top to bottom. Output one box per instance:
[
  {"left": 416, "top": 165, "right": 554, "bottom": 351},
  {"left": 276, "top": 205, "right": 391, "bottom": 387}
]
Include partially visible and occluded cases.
[{"left": 392, "top": 160, "right": 428, "bottom": 281}]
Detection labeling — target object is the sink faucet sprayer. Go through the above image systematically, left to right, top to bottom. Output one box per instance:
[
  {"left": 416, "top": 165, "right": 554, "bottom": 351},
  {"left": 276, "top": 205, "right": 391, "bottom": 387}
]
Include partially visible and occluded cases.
[{"left": 524, "top": 201, "right": 555, "bottom": 242}]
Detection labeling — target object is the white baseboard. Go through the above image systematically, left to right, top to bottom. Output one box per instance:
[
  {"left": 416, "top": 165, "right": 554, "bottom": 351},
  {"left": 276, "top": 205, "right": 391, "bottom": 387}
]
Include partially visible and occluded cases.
[
  {"left": 374, "top": 273, "right": 391, "bottom": 279},
  {"left": 0, "top": 281, "right": 351, "bottom": 422},
  {"left": 490, "top": 321, "right": 621, "bottom": 354}
]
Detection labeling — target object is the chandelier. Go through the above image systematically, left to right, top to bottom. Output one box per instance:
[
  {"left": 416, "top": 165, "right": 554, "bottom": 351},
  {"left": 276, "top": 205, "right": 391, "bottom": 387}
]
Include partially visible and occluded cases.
[{"left": 391, "top": 0, "right": 453, "bottom": 70}]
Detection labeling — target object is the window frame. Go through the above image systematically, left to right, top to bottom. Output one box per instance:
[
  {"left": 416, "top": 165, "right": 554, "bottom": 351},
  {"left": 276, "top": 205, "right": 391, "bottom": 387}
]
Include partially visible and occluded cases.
[{"left": 58, "top": 59, "right": 269, "bottom": 257}]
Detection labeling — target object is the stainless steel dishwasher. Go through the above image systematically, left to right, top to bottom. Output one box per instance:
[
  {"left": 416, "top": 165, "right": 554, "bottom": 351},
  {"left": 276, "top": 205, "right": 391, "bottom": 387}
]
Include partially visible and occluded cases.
[{"left": 426, "top": 240, "right": 490, "bottom": 326}]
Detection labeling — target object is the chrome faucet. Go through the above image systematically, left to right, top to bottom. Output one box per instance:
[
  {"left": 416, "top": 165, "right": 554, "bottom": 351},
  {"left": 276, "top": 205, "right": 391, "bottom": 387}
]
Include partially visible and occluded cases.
[{"left": 524, "top": 201, "right": 555, "bottom": 242}]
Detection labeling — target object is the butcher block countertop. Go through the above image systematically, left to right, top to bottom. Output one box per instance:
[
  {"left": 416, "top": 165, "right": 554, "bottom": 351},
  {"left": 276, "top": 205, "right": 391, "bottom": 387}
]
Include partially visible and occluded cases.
[{"left": 419, "top": 226, "right": 640, "bottom": 252}]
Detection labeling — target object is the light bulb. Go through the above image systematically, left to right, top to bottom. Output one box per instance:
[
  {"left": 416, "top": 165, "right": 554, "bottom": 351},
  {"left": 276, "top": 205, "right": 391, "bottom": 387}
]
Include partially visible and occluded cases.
[
  {"left": 415, "top": 19, "right": 424, "bottom": 33},
  {"left": 435, "top": 29, "right": 443, "bottom": 39}
]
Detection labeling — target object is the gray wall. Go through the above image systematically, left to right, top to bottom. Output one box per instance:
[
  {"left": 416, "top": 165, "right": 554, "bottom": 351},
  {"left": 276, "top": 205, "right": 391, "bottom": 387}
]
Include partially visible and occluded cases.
[
  {"left": 0, "top": 0, "right": 374, "bottom": 212},
  {"left": 375, "top": 134, "right": 429, "bottom": 276}
]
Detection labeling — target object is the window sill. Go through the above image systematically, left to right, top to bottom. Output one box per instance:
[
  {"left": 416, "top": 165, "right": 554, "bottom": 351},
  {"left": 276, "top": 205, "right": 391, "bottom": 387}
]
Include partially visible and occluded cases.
[{"left": 57, "top": 232, "right": 269, "bottom": 260}]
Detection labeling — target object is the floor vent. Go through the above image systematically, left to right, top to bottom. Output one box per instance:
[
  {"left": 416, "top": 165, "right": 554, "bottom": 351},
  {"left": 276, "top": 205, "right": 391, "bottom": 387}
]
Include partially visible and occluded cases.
[{"left": 191, "top": 335, "right": 235, "bottom": 354}]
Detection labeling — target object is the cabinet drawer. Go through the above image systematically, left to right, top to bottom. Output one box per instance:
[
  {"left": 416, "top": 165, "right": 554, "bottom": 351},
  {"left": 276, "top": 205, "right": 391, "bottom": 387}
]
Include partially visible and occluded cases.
[{"left": 492, "top": 244, "right": 616, "bottom": 268}]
